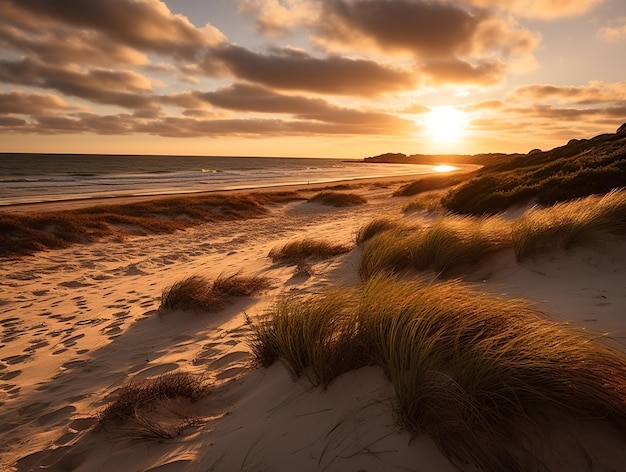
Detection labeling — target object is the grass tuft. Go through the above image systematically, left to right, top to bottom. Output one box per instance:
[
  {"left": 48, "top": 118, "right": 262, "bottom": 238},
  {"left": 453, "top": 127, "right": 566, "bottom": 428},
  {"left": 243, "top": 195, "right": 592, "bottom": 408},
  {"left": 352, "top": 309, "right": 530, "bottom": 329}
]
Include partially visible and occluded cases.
[
  {"left": 512, "top": 188, "right": 626, "bottom": 260},
  {"left": 308, "top": 191, "right": 367, "bottom": 207},
  {"left": 359, "top": 215, "right": 511, "bottom": 278},
  {"left": 354, "top": 217, "right": 404, "bottom": 245},
  {"left": 268, "top": 238, "right": 352, "bottom": 264},
  {"left": 160, "top": 273, "right": 272, "bottom": 312},
  {"left": 249, "top": 275, "right": 626, "bottom": 471},
  {"left": 98, "top": 372, "right": 208, "bottom": 438}
]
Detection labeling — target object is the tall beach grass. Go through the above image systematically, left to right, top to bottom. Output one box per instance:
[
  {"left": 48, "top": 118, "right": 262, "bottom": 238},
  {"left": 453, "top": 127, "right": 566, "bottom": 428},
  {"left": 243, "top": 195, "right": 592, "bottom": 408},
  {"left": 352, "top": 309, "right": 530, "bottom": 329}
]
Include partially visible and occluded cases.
[
  {"left": 513, "top": 188, "right": 626, "bottom": 260},
  {"left": 359, "top": 215, "right": 511, "bottom": 278},
  {"left": 268, "top": 238, "right": 353, "bottom": 264},
  {"left": 160, "top": 273, "right": 273, "bottom": 313},
  {"left": 249, "top": 275, "right": 626, "bottom": 471}
]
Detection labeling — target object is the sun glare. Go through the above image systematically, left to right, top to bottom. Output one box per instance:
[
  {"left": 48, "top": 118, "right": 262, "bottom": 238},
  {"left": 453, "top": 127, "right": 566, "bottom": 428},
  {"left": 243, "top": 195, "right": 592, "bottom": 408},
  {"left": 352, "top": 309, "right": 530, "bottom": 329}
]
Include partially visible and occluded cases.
[
  {"left": 426, "top": 106, "right": 467, "bottom": 142},
  {"left": 433, "top": 165, "right": 457, "bottom": 173}
]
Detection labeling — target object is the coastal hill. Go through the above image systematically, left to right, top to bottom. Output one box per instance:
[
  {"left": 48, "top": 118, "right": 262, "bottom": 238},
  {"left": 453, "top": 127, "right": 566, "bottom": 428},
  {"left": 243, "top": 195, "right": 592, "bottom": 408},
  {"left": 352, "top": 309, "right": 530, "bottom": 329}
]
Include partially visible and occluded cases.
[
  {"left": 369, "top": 122, "right": 626, "bottom": 215},
  {"left": 363, "top": 151, "right": 520, "bottom": 167}
]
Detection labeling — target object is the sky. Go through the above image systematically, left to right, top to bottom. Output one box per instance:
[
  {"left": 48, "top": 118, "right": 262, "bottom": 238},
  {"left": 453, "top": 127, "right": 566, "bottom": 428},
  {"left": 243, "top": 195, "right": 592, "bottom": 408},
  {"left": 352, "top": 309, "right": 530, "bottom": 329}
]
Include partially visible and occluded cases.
[{"left": 0, "top": 0, "right": 625, "bottom": 158}]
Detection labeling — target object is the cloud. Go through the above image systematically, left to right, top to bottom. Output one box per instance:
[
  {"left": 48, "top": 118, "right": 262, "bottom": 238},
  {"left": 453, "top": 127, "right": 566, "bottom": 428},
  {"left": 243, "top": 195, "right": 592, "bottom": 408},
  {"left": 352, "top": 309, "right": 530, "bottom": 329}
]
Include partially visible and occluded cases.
[
  {"left": 1, "top": 0, "right": 225, "bottom": 61},
  {"left": 238, "top": 0, "right": 318, "bottom": 37},
  {"left": 308, "top": 0, "right": 537, "bottom": 86},
  {"left": 314, "top": 0, "right": 537, "bottom": 57},
  {"left": 464, "top": 0, "right": 605, "bottom": 19},
  {"left": 597, "top": 18, "right": 626, "bottom": 42},
  {"left": 212, "top": 44, "right": 416, "bottom": 95},
  {"left": 0, "top": 58, "right": 158, "bottom": 110},
  {"left": 421, "top": 59, "right": 505, "bottom": 86},
  {"left": 509, "top": 81, "right": 626, "bottom": 104},
  {"left": 0, "top": 91, "right": 73, "bottom": 115}
]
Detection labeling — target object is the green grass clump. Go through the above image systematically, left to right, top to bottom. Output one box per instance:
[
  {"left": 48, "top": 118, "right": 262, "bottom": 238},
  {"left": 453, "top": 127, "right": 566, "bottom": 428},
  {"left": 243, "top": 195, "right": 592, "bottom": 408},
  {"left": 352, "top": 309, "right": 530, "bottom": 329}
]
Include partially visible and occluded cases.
[
  {"left": 442, "top": 131, "right": 626, "bottom": 215},
  {"left": 513, "top": 189, "right": 626, "bottom": 260},
  {"left": 308, "top": 191, "right": 367, "bottom": 207},
  {"left": 359, "top": 215, "right": 511, "bottom": 278},
  {"left": 354, "top": 217, "right": 404, "bottom": 245},
  {"left": 268, "top": 238, "right": 352, "bottom": 264},
  {"left": 160, "top": 274, "right": 272, "bottom": 312},
  {"left": 249, "top": 275, "right": 626, "bottom": 471},
  {"left": 99, "top": 372, "right": 208, "bottom": 438}
]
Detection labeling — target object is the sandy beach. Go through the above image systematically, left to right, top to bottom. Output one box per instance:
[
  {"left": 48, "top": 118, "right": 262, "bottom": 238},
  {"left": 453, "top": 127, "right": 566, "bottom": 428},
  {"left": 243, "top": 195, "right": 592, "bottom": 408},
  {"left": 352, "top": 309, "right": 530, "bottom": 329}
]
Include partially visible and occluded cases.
[{"left": 1, "top": 175, "right": 625, "bottom": 472}]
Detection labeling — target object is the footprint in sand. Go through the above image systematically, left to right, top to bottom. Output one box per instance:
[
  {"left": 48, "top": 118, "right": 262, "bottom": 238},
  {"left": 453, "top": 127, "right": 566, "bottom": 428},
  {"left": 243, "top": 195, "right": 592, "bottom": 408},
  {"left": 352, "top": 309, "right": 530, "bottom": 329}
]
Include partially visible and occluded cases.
[
  {"left": 58, "top": 280, "right": 92, "bottom": 288},
  {"left": 208, "top": 351, "right": 251, "bottom": 370},
  {"left": 2, "top": 354, "right": 31, "bottom": 365},
  {"left": 0, "top": 370, "right": 21, "bottom": 381},
  {"left": 18, "top": 400, "right": 52, "bottom": 417},
  {"left": 37, "top": 405, "right": 76, "bottom": 426}
]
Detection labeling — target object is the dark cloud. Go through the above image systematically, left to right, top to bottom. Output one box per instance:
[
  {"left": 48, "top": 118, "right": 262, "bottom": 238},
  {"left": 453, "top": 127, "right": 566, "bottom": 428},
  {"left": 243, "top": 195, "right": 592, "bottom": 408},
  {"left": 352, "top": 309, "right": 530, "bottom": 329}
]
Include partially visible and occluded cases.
[
  {"left": 1, "top": 0, "right": 224, "bottom": 61},
  {"left": 316, "top": 0, "right": 536, "bottom": 58},
  {"left": 319, "top": 0, "right": 481, "bottom": 57},
  {"left": 213, "top": 44, "right": 416, "bottom": 96},
  {"left": 0, "top": 58, "right": 158, "bottom": 110},
  {"left": 421, "top": 59, "right": 505, "bottom": 86},
  {"left": 510, "top": 82, "right": 626, "bottom": 105},
  {"left": 196, "top": 83, "right": 332, "bottom": 114},
  {"left": 0, "top": 91, "right": 72, "bottom": 114}
]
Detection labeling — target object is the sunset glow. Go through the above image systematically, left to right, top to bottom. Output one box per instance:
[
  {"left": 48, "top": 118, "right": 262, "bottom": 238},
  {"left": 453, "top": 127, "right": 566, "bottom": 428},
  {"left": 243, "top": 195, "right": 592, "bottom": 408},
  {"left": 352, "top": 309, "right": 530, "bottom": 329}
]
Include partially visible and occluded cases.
[
  {"left": 0, "top": 1, "right": 624, "bottom": 157},
  {"left": 426, "top": 107, "right": 468, "bottom": 142},
  {"left": 433, "top": 164, "right": 458, "bottom": 173}
]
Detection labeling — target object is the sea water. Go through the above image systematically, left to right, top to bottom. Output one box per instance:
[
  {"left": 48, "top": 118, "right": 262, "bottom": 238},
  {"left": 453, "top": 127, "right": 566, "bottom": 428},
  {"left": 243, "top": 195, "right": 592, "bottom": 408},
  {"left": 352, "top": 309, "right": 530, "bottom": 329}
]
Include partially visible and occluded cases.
[{"left": 0, "top": 153, "right": 438, "bottom": 206}]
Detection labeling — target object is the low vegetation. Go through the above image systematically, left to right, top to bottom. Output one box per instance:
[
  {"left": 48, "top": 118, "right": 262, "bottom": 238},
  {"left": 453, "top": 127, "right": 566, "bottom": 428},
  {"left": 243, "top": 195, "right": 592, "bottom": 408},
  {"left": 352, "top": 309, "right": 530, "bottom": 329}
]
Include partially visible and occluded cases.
[
  {"left": 442, "top": 128, "right": 626, "bottom": 215},
  {"left": 392, "top": 172, "right": 470, "bottom": 197},
  {"left": 357, "top": 189, "right": 626, "bottom": 275},
  {"left": 513, "top": 189, "right": 626, "bottom": 260},
  {"left": 402, "top": 190, "right": 447, "bottom": 213},
  {"left": 0, "top": 191, "right": 301, "bottom": 258},
  {"left": 308, "top": 191, "right": 367, "bottom": 207},
  {"left": 359, "top": 215, "right": 511, "bottom": 278},
  {"left": 268, "top": 238, "right": 352, "bottom": 264},
  {"left": 160, "top": 273, "right": 273, "bottom": 312},
  {"left": 249, "top": 275, "right": 626, "bottom": 471},
  {"left": 99, "top": 372, "right": 208, "bottom": 438}
]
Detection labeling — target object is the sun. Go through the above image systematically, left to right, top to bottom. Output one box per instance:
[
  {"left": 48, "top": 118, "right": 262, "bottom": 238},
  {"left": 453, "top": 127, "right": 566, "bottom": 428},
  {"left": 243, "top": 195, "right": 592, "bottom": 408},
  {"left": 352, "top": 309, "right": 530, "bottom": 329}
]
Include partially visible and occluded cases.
[{"left": 426, "top": 106, "right": 467, "bottom": 142}]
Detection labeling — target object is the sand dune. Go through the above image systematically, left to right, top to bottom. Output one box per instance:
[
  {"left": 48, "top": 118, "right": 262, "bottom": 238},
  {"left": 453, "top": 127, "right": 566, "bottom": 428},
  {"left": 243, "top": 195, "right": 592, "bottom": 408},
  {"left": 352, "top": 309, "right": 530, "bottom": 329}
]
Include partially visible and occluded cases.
[{"left": 1, "top": 179, "right": 625, "bottom": 471}]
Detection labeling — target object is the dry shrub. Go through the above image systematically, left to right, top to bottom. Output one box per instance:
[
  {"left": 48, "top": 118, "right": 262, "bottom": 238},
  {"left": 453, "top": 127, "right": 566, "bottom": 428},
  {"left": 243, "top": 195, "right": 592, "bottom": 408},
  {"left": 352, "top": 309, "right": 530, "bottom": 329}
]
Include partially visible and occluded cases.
[
  {"left": 0, "top": 191, "right": 302, "bottom": 258},
  {"left": 308, "top": 191, "right": 367, "bottom": 207},
  {"left": 268, "top": 238, "right": 352, "bottom": 264},
  {"left": 160, "top": 274, "right": 273, "bottom": 312},
  {"left": 99, "top": 372, "right": 208, "bottom": 438}
]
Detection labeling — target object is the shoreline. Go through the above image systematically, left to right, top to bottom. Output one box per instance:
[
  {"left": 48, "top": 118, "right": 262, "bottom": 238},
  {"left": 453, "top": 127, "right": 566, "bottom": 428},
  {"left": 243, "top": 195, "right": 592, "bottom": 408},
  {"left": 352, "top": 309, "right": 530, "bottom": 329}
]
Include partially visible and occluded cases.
[{"left": 0, "top": 172, "right": 447, "bottom": 214}]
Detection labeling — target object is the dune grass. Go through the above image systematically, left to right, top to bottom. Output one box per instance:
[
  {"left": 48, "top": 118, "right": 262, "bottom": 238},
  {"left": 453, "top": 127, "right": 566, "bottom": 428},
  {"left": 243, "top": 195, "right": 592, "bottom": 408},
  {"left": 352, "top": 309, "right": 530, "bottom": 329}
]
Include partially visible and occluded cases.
[
  {"left": 442, "top": 130, "right": 626, "bottom": 215},
  {"left": 392, "top": 172, "right": 469, "bottom": 197},
  {"left": 402, "top": 189, "right": 448, "bottom": 213},
  {"left": 513, "top": 189, "right": 626, "bottom": 260},
  {"left": 0, "top": 191, "right": 301, "bottom": 258},
  {"left": 308, "top": 191, "right": 367, "bottom": 207},
  {"left": 359, "top": 215, "right": 511, "bottom": 278},
  {"left": 354, "top": 217, "right": 404, "bottom": 245},
  {"left": 268, "top": 238, "right": 352, "bottom": 264},
  {"left": 160, "top": 273, "right": 273, "bottom": 312},
  {"left": 249, "top": 275, "right": 626, "bottom": 471},
  {"left": 99, "top": 372, "right": 208, "bottom": 438}
]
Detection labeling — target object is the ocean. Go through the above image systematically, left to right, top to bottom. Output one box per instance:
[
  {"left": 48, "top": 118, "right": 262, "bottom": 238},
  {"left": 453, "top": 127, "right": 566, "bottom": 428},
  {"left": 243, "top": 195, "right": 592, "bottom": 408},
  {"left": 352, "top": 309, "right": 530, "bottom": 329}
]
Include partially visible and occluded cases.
[{"left": 0, "top": 153, "right": 441, "bottom": 206}]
